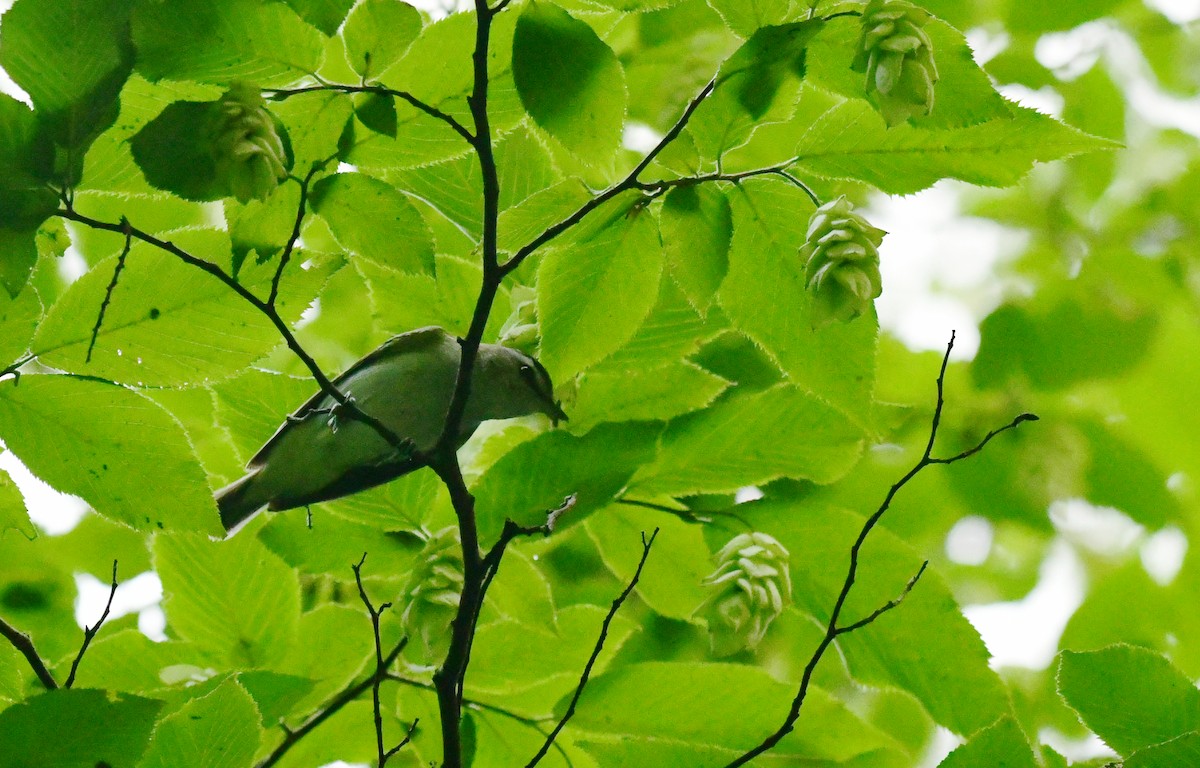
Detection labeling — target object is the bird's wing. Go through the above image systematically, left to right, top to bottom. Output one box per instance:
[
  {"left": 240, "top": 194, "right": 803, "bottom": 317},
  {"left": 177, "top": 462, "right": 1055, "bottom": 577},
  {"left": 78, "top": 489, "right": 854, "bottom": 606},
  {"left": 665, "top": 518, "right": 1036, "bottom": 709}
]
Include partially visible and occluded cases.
[{"left": 245, "top": 326, "right": 449, "bottom": 469}]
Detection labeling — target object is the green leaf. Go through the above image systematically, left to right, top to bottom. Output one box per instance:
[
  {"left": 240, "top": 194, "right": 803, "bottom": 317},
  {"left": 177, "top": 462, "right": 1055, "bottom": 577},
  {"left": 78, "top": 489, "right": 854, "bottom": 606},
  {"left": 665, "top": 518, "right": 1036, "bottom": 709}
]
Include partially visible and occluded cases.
[
  {"left": 0, "top": 0, "right": 134, "bottom": 166},
  {"left": 132, "top": 0, "right": 325, "bottom": 87},
  {"left": 283, "top": 0, "right": 355, "bottom": 36},
  {"left": 342, "top": 0, "right": 422, "bottom": 78},
  {"left": 513, "top": 0, "right": 627, "bottom": 163},
  {"left": 706, "top": 0, "right": 791, "bottom": 37},
  {"left": 716, "top": 21, "right": 825, "bottom": 118},
  {"left": 272, "top": 89, "right": 354, "bottom": 169},
  {"left": 355, "top": 92, "right": 398, "bottom": 138},
  {"left": 789, "top": 99, "right": 1117, "bottom": 195},
  {"left": 311, "top": 172, "right": 434, "bottom": 273},
  {"left": 497, "top": 178, "right": 591, "bottom": 253},
  {"left": 717, "top": 178, "right": 878, "bottom": 424},
  {"left": 226, "top": 184, "right": 303, "bottom": 275},
  {"left": 660, "top": 184, "right": 732, "bottom": 314},
  {"left": 537, "top": 198, "right": 663, "bottom": 379},
  {"left": 33, "top": 233, "right": 342, "bottom": 386},
  {"left": 361, "top": 255, "right": 510, "bottom": 340},
  {"left": 0, "top": 278, "right": 40, "bottom": 366},
  {"left": 973, "top": 294, "right": 1157, "bottom": 391},
  {"left": 568, "top": 359, "right": 729, "bottom": 434},
  {"left": 0, "top": 375, "right": 221, "bottom": 534},
  {"left": 630, "top": 384, "right": 864, "bottom": 496},
  {"left": 473, "top": 422, "right": 661, "bottom": 542},
  {"left": 0, "top": 467, "right": 34, "bottom": 541},
  {"left": 587, "top": 505, "right": 711, "bottom": 620},
  {"left": 258, "top": 511, "right": 421, "bottom": 579},
  {"left": 155, "top": 532, "right": 301, "bottom": 668},
  {"left": 278, "top": 603, "right": 371, "bottom": 702},
  {"left": 469, "top": 604, "right": 637, "bottom": 716},
  {"left": 57, "top": 629, "right": 193, "bottom": 693},
  {"left": 1057, "top": 645, "right": 1200, "bottom": 755},
  {"left": 570, "top": 661, "right": 903, "bottom": 764},
  {"left": 237, "top": 670, "right": 316, "bottom": 726},
  {"left": 139, "top": 677, "right": 264, "bottom": 768},
  {"left": 0, "top": 688, "right": 161, "bottom": 768},
  {"left": 936, "top": 718, "right": 1039, "bottom": 768},
  {"left": 1127, "top": 732, "right": 1200, "bottom": 768}
]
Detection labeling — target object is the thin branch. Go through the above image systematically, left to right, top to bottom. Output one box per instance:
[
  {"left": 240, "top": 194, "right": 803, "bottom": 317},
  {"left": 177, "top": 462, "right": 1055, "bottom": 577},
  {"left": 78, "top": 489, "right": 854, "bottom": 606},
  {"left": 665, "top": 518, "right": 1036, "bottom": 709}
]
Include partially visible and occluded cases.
[
  {"left": 500, "top": 77, "right": 717, "bottom": 275},
  {"left": 264, "top": 83, "right": 473, "bottom": 144},
  {"left": 269, "top": 162, "right": 326, "bottom": 308},
  {"left": 54, "top": 207, "right": 410, "bottom": 454},
  {"left": 86, "top": 218, "right": 132, "bottom": 363},
  {"left": 721, "top": 333, "right": 1038, "bottom": 768},
  {"left": 930, "top": 413, "right": 1039, "bottom": 465},
  {"left": 615, "top": 497, "right": 753, "bottom": 529},
  {"left": 526, "top": 529, "right": 659, "bottom": 768},
  {"left": 352, "top": 553, "right": 413, "bottom": 768},
  {"left": 65, "top": 560, "right": 118, "bottom": 688},
  {"left": 836, "top": 560, "right": 928, "bottom": 635},
  {"left": 0, "top": 618, "right": 57, "bottom": 690},
  {"left": 256, "top": 635, "right": 409, "bottom": 768}
]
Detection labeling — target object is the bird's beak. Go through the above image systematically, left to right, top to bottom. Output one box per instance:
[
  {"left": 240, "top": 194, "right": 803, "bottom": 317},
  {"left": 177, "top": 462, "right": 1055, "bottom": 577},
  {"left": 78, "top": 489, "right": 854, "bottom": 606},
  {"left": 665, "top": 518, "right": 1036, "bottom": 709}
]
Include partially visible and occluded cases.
[{"left": 548, "top": 400, "right": 568, "bottom": 426}]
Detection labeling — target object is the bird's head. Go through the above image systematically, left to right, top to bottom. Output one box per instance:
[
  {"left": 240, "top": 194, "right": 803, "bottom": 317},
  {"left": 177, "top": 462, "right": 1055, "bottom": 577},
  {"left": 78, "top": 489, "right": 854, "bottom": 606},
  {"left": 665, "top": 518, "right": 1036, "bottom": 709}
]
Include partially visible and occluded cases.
[{"left": 474, "top": 343, "right": 568, "bottom": 425}]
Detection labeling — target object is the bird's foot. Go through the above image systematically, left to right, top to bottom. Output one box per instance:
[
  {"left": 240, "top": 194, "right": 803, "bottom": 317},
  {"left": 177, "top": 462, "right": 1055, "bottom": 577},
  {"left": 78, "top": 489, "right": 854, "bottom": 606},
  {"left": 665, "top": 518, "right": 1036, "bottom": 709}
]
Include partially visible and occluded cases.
[{"left": 326, "top": 392, "right": 356, "bottom": 433}]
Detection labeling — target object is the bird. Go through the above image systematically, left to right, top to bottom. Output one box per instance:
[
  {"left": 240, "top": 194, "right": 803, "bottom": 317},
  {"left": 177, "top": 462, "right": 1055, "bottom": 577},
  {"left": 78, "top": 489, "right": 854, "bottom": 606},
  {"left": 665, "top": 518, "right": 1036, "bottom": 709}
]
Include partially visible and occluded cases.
[{"left": 215, "top": 326, "right": 566, "bottom": 533}]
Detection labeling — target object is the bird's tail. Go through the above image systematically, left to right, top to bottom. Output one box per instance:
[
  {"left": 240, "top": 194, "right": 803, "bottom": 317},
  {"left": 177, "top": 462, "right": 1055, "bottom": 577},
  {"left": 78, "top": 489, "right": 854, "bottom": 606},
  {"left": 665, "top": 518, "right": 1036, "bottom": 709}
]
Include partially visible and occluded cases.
[{"left": 215, "top": 470, "right": 271, "bottom": 534}]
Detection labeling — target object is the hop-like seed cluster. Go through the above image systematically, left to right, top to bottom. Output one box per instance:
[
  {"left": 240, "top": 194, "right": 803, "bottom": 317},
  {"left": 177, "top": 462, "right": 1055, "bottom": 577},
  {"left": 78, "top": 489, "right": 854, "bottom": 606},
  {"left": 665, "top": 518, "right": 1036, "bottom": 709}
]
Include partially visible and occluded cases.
[
  {"left": 852, "top": 0, "right": 938, "bottom": 126},
  {"left": 210, "top": 82, "right": 289, "bottom": 203},
  {"left": 800, "top": 196, "right": 885, "bottom": 328},
  {"left": 498, "top": 284, "right": 540, "bottom": 354},
  {"left": 400, "top": 526, "right": 464, "bottom": 663},
  {"left": 699, "top": 532, "right": 792, "bottom": 657}
]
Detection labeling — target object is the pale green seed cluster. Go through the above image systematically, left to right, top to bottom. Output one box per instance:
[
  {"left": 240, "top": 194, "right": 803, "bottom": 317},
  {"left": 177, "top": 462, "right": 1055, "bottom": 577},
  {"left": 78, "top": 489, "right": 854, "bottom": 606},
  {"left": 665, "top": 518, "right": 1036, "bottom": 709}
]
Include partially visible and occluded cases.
[
  {"left": 852, "top": 0, "right": 939, "bottom": 125},
  {"left": 210, "top": 82, "right": 288, "bottom": 203},
  {"left": 801, "top": 195, "right": 885, "bottom": 328},
  {"left": 400, "top": 526, "right": 464, "bottom": 663},
  {"left": 699, "top": 532, "right": 792, "bottom": 657}
]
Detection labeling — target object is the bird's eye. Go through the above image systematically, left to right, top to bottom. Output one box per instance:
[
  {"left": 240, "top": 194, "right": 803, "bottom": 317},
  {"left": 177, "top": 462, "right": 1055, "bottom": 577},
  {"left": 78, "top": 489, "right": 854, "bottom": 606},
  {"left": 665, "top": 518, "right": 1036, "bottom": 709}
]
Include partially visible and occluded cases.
[{"left": 519, "top": 364, "right": 531, "bottom": 373}]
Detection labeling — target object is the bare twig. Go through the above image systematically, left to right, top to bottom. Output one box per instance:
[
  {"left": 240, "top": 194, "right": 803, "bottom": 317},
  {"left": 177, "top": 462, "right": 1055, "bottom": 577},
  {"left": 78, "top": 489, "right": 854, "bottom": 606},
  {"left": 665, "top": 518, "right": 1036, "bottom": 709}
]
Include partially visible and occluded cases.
[
  {"left": 264, "top": 83, "right": 473, "bottom": 144},
  {"left": 269, "top": 162, "right": 326, "bottom": 308},
  {"left": 86, "top": 218, "right": 132, "bottom": 363},
  {"left": 721, "top": 331, "right": 1038, "bottom": 768},
  {"left": 526, "top": 529, "right": 659, "bottom": 768},
  {"left": 352, "top": 553, "right": 414, "bottom": 768},
  {"left": 64, "top": 560, "right": 118, "bottom": 688},
  {"left": 836, "top": 560, "right": 928, "bottom": 635},
  {"left": 0, "top": 618, "right": 57, "bottom": 690},
  {"left": 256, "top": 636, "right": 409, "bottom": 768}
]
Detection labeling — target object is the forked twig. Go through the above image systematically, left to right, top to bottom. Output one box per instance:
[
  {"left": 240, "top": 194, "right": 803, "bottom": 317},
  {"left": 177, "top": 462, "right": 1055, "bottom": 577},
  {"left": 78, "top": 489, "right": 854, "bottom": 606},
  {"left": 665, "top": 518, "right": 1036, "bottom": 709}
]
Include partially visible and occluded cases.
[
  {"left": 721, "top": 332, "right": 1037, "bottom": 767},
  {"left": 526, "top": 529, "right": 659, "bottom": 768}
]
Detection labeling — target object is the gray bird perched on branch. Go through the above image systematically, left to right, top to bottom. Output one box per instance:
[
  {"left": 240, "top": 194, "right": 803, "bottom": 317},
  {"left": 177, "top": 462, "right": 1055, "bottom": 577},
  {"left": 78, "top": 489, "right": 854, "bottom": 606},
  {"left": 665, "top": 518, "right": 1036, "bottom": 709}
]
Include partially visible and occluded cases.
[{"left": 215, "top": 326, "right": 566, "bottom": 533}]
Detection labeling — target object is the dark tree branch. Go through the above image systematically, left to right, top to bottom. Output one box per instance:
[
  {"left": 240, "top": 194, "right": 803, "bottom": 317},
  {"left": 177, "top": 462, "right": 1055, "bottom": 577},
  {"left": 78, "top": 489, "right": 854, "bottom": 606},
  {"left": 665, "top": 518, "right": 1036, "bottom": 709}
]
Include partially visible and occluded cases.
[
  {"left": 500, "top": 77, "right": 716, "bottom": 275},
  {"left": 264, "top": 84, "right": 474, "bottom": 144},
  {"left": 269, "top": 162, "right": 326, "bottom": 308},
  {"left": 86, "top": 219, "right": 131, "bottom": 364},
  {"left": 721, "top": 331, "right": 1038, "bottom": 768},
  {"left": 526, "top": 529, "right": 659, "bottom": 768},
  {"left": 352, "top": 554, "right": 414, "bottom": 768},
  {"left": 64, "top": 560, "right": 118, "bottom": 688},
  {"left": 0, "top": 618, "right": 57, "bottom": 690},
  {"left": 256, "top": 635, "right": 409, "bottom": 768}
]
